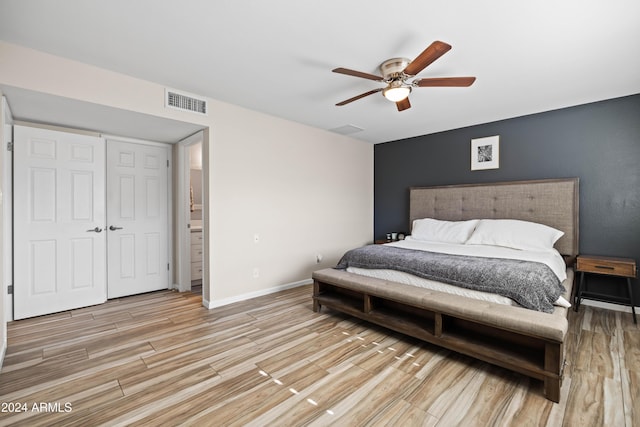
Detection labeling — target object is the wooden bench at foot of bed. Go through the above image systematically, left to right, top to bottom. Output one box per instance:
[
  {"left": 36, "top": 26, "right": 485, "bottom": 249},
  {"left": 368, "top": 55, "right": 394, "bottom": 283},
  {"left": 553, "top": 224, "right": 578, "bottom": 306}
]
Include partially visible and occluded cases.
[{"left": 312, "top": 267, "right": 573, "bottom": 403}]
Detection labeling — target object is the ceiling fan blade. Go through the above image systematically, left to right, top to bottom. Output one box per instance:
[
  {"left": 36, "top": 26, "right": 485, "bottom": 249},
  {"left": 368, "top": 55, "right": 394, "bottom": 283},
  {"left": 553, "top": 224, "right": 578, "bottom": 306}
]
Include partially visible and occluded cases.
[
  {"left": 403, "top": 41, "right": 452, "bottom": 76},
  {"left": 332, "top": 67, "right": 384, "bottom": 81},
  {"left": 415, "top": 77, "right": 476, "bottom": 87},
  {"left": 336, "top": 88, "right": 383, "bottom": 106},
  {"left": 396, "top": 97, "right": 411, "bottom": 112}
]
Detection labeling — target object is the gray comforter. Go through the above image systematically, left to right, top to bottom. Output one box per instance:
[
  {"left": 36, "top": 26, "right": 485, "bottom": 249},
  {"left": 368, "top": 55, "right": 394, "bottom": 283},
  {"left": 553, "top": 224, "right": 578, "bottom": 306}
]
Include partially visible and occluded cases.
[{"left": 335, "top": 245, "right": 565, "bottom": 313}]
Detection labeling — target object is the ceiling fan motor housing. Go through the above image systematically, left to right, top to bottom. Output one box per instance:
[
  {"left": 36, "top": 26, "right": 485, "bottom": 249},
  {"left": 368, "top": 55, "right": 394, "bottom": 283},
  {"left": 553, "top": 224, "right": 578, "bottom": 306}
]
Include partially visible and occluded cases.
[{"left": 379, "top": 57, "right": 412, "bottom": 80}]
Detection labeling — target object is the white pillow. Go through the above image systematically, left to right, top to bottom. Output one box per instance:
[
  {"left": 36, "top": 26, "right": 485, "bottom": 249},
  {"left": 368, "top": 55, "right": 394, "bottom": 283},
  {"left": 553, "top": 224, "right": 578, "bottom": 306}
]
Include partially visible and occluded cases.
[
  {"left": 411, "top": 218, "right": 479, "bottom": 244},
  {"left": 465, "top": 219, "right": 564, "bottom": 251}
]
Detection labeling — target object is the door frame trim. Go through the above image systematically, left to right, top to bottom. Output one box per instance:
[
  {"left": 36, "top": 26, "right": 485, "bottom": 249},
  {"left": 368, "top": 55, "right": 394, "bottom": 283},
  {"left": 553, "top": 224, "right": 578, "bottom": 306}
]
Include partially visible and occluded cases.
[
  {"left": 1, "top": 96, "right": 13, "bottom": 332},
  {"left": 176, "top": 131, "right": 204, "bottom": 292},
  {"left": 101, "top": 134, "right": 171, "bottom": 148}
]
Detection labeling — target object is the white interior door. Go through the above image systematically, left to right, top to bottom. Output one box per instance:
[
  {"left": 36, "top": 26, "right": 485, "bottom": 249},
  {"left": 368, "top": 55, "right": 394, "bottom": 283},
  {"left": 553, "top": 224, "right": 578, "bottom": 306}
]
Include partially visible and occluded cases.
[
  {"left": 13, "top": 125, "right": 106, "bottom": 319},
  {"left": 107, "top": 139, "right": 169, "bottom": 298}
]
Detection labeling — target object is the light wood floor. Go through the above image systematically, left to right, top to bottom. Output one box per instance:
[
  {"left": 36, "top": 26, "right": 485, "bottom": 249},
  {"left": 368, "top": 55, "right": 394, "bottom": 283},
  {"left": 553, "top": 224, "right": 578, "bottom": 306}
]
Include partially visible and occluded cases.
[{"left": 0, "top": 285, "right": 638, "bottom": 426}]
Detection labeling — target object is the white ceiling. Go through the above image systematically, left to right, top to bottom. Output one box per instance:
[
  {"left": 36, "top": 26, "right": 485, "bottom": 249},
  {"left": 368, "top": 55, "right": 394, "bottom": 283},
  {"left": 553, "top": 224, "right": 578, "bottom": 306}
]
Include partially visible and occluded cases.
[{"left": 1, "top": 0, "right": 639, "bottom": 144}]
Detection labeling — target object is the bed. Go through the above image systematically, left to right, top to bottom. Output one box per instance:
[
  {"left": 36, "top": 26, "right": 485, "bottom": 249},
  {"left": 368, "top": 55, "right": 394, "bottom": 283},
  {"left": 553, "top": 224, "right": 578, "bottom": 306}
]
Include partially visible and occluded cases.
[{"left": 312, "top": 178, "right": 579, "bottom": 402}]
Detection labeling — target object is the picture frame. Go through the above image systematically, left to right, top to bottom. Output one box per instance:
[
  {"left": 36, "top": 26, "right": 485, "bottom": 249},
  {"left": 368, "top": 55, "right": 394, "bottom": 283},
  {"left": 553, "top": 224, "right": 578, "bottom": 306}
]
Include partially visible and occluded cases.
[{"left": 471, "top": 135, "right": 499, "bottom": 170}]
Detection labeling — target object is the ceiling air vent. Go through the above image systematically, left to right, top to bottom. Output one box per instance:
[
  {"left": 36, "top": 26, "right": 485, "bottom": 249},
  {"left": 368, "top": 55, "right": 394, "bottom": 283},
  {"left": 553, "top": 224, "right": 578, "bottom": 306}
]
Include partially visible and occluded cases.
[
  {"left": 165, "top": 89, "right": 208, "bottom": 115},
  {"left": 329, "top": 124, "right": 364, "bottom": 135}
]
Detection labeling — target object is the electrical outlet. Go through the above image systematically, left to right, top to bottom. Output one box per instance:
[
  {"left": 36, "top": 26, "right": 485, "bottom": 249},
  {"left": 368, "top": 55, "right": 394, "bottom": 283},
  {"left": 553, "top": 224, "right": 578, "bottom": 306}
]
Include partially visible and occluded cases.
[
  {"left": 254, "top": 234, "right": 260, "bottom": 243},
  {"left": 316, "top": 254, "right": 323, "bottom": 263},
  {"left": 253, "top": 268, "right": 259, "bottom": 278}
]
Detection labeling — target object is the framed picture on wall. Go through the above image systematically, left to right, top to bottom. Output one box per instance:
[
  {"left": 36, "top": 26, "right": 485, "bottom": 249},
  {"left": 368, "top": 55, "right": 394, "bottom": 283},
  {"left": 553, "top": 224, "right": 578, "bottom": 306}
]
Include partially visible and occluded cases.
[{"left": 471, "top": 135, "right": 499, "bottom": 170}]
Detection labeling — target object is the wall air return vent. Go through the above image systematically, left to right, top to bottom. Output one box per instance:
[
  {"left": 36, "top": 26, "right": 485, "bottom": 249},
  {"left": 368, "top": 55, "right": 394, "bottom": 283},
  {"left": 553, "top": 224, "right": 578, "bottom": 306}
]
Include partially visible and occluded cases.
[{"left": 165, "top": 89, "right": 208, "bottom": 115}]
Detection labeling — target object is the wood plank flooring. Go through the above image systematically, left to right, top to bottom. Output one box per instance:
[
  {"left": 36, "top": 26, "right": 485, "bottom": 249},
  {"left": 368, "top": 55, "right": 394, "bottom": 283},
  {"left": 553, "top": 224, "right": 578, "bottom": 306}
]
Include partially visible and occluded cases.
[{"left": 0, "top": 285, "right": 638, "bottom": 426}]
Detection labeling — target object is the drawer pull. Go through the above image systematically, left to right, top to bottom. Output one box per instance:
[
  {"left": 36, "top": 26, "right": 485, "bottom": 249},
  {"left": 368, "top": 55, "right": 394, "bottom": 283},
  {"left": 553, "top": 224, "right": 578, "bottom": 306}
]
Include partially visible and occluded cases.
[{"left": 595, "top": 265, "right": 615, "bottom": 270}]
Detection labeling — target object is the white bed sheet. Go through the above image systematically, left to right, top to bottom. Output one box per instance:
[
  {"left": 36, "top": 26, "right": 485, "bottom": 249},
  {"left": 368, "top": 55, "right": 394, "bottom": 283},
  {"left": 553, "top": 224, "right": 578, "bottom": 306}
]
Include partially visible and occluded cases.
[{"left": 346, "top": 238, "right": 571, "bottom": 308}]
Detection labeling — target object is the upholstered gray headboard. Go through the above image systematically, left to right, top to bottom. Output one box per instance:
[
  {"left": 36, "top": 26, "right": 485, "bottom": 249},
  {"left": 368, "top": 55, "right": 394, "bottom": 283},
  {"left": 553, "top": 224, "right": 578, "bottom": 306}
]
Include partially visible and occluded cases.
[{"left": 409, "top": 178, "right": 579, "bottom": 257}]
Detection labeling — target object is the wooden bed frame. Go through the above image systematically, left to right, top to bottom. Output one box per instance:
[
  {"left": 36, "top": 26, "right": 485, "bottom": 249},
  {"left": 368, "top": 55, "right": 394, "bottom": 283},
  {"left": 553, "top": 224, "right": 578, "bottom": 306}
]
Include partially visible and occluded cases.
[{"left": 312, "top": 178, "right": 579, "bottom": 402}]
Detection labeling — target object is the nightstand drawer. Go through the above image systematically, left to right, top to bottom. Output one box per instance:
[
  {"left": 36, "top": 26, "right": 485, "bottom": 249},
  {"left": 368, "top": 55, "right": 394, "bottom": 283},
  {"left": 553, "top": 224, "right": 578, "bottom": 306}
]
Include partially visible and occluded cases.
[
  {"left": 191, "top": 231, "right": 203, "bottom": 245},
  {"left": 576, "top": 256, "right": 636, "bottom": 278},
  {"left": 191, "top": 262, "right": 203, "bottom": 280}
]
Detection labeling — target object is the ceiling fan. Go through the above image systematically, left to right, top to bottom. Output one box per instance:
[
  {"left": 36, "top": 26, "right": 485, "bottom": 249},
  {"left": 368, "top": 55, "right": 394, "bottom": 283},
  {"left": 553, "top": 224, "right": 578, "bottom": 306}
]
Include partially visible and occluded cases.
[{"left": 333, "top": 41, "right": 476, "bottom": 112}]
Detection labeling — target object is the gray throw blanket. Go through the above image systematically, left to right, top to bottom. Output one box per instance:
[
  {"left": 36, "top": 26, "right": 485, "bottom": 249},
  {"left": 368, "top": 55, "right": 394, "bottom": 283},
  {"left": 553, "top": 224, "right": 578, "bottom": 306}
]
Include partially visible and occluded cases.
[{"left": 335, "top": 245, "right": 565, "bottom": 313}]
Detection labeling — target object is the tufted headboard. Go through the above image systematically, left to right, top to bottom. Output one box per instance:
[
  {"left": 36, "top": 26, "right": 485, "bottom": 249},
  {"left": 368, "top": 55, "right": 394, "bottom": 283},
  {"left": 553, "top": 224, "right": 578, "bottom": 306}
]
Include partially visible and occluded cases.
[{"left": 409, "top": 178, "right": 579, "bottom": 257}]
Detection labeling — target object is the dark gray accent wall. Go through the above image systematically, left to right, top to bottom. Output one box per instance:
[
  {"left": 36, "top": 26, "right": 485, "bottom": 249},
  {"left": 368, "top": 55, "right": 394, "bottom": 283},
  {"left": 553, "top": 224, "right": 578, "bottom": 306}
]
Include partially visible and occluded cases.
[{"left": 374, "top": 93, "right": 640, "bottom": 303}]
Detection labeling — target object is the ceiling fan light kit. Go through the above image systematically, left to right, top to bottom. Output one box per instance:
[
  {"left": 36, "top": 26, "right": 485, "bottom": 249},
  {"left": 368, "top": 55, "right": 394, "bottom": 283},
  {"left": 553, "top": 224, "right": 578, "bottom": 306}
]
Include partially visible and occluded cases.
[
  {"left": 333, "top": 41, "right": 476, "bottom": 112},
  {"left": 383, "top": 83, "right": 411, "bottom": 102}
]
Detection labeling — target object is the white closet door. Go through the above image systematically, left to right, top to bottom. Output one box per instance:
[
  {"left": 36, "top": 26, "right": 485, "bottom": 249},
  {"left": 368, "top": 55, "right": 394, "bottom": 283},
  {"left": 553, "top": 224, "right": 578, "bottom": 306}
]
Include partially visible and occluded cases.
[
  {"left": 13, "top": 125, "right": 106, "bottom": 319},
  {"left": 106, "top": 140, "right": 169, "bottom": 298}
]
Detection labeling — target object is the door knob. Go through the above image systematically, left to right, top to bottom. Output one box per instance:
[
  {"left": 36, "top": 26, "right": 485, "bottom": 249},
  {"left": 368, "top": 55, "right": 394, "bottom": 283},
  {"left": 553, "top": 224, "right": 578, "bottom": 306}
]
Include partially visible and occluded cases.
[
  {"left": 109, "top": 225, "right": 123, "bottom": 231},
  {"left": 87, "top": 227, "right": 103, "bottom": 233}
]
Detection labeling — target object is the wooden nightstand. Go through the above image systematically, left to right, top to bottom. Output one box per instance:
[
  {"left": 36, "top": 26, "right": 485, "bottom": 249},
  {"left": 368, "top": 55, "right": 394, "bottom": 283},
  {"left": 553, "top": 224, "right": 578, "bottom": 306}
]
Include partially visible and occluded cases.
[
  {"left": 374, "top": 239, "right": 393, "bottom": 244},
  {"left": 574, "top": 255, "right": 637, "bottom": 323}
]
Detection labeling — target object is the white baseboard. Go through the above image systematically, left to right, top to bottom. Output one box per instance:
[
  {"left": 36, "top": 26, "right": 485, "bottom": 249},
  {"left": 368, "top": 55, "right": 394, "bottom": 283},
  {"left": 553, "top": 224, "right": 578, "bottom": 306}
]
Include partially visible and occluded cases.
[
  {"left": 202, "top": 278, "right": 313, "bottom": 309},
  {"left": 582, "top": 299, "right": 636, "bottom": 314},
  {"left": 0, "top": 340, "right": 5, "bottom": 371}
]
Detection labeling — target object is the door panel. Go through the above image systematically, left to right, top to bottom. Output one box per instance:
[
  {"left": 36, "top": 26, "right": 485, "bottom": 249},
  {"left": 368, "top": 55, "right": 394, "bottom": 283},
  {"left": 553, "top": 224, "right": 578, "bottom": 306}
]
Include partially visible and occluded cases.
[
  {"left": 14, "top": 125, "right": 106, "bottom": 319},
  {"left": 107, "top": 140, "right": 169, "bottom": 298},
  {"left": 30, "top": 167, "right": 56, "bottom": 220},
  {"left": 71, "top": 171, "right": 94, "bottom": 220},
  {"left": 118, "top": 175, "right": 135, "bottom": 219},
  {"left": 118, "top": 233, "right": 136, "bottom": 278},
  {"left": 71, "top": 237, "right": 94, "bottom": 288},
  {"left": 30, "top": 239, "right": 56, "bottom": 294}
]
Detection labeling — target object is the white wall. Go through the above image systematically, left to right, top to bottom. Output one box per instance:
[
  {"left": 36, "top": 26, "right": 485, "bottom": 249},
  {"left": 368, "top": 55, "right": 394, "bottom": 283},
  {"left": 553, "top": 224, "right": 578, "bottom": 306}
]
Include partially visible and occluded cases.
[
  {"left": 0, "top": 42, "right": 373, "bottom": 313},
  {"left": 208, "top": 104, "right": 373, "bottom": 302}
]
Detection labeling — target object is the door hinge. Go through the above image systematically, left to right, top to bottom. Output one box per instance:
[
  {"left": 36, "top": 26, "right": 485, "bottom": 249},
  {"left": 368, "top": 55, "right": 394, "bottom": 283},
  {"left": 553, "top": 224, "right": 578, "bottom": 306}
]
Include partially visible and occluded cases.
[
  {"left": 7, "top": 142, "right": 13, "bottom": 152},
  {"left": 167, "top": 159, "right": 169, "bottom": 167},
  {"left": 167, "top": 263, "right": 170, "bottom": 271},
  {"left": 8, "top": 285, "right": 13, "bottom": 295}
]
